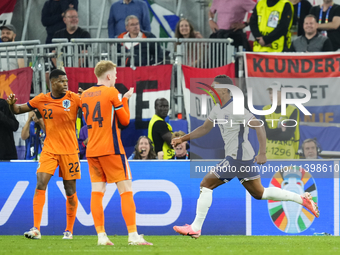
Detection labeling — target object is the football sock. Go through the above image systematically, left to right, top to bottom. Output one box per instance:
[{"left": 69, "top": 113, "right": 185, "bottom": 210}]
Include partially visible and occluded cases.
[
  {"left": 191, "top": 187, "right": 213, "bottom": 232},
  {"left": 261, "top": 187, "right": 303, "bottom": 204},
  {"left": 33, "top": 189, "right": 46, "bottom": 231},
  {"left": 120, "top": 191, "right": 137, "bottom": 233},
  {"left": 65, "top": 192, "right": 78, "bottom": 234},
  {"left": 91, "top": 192, "right": 105, "bottom": 234}
]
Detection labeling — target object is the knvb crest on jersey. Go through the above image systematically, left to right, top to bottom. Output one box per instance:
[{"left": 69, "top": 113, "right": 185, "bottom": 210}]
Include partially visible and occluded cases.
[{"left": 63, "top": 99, "right": 71, "bottom": 111}]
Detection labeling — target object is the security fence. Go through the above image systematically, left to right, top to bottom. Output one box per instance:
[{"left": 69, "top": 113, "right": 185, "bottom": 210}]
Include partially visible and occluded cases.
[{"left": 0, "top": 38, "right": 235, "bottom": 116}]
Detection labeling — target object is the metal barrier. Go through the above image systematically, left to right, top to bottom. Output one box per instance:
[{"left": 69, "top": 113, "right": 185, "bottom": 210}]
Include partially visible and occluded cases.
[
  {"left": 0, "top": 38, "right": 236, "bottom": 117},
  {"left": 61, "top": 38, "right": 178, "bottom": 68},
  {"left": 174, "top": 38, "right": 235, "bottom": 117},
  {"left": 177, "top": 38, "right": 234, "bottom": 68},
  {"left": 0, "top": 40, "right": 41, "bottom": 96}
]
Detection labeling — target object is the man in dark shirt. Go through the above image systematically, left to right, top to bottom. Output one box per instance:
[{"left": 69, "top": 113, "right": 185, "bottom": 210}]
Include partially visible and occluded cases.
[
  {"left": 41, "top": 0, "right": 78, "bottom": 44},
  {"left": 250, "top": 0, "right": 293, "bottom": 52},
  {"left": 310, "top": 0, "right": 340, "bottom": 50},
  {"left": 52, "top": 8, "right": 91, "bottom": 67},
  {"left": 53, "top": 8, "right": 90, "bottom": 41},
  {"left": 290, "top": 14, "right": 333, "bottom": 52},
  {"left": 0, "top": 99, "right": 19, "bottom": 160}
]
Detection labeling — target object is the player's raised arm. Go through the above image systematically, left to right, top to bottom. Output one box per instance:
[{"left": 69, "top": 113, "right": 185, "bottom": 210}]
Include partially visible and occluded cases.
[
  {"left": 7, "top": 94, "right": 32, "bottom": 114},
  {"left": 248, "top": 117, "right": 267, "bottom": 164},
  {"left": 171, "top": 118, "right": 213, "bottom": 148}
]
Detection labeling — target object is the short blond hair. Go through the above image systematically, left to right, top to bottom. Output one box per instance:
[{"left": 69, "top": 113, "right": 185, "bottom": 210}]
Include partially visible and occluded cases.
[
  {"left": 94, "top": 60, "right": 117, "bottom": 78},
  {"left": 172, "top": 130, "right": 186, "bottom": 139}
]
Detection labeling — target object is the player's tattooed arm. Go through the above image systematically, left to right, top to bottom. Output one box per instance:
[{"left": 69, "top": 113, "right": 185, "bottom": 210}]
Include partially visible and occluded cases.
[{"left": 7, "top": 94, "right": 32, "bottom": 114}]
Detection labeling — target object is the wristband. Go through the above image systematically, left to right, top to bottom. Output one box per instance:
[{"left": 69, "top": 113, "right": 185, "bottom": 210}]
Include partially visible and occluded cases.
[{"left": 209, "top": 18, "right": 213, "bottom": 21}]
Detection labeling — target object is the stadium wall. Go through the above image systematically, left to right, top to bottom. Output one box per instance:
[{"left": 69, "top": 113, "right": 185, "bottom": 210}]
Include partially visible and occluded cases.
[{"left": 0, "top": 160, "right": 337, "bottom": 236}]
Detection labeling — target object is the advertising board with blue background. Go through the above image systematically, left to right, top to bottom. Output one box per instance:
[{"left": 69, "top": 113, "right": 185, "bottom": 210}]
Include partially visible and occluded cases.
[{"left": 0, "top": 160, "right": 337, "bottom": 235}]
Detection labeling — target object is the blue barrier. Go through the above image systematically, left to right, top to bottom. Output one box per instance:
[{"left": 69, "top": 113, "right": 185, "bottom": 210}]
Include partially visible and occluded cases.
[{"left": 0, "top": 160, "right": 337, "bottom": 235}]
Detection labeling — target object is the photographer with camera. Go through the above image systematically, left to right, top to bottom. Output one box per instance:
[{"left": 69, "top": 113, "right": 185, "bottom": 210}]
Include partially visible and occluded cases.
[{"left": 21, "top": 109, "right": 45, "bottom": 160}]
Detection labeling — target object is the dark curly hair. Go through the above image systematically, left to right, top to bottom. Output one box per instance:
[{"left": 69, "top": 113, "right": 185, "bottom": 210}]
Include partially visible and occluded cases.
[{"left": 133, "top": 136, "right": 156, "bottom": 160}]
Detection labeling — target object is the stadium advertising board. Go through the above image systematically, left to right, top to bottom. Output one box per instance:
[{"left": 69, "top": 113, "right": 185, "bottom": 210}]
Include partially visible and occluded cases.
[{"left": 0, "top": 161, "right": 337, "bottom": 235}]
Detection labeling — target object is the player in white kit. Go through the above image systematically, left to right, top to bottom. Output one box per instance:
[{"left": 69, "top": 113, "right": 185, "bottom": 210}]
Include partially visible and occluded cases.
[{"left": 172, "top": 75, "right": 319, "bottom": 238}]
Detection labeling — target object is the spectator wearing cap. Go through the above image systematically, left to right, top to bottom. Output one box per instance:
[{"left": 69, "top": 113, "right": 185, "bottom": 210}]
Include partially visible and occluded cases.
[
  {"left": 290, "top": 14, "right": 333, "bottom": 52},
  {"left": 0, "top": 24, "right": 25, "bottom": 71},
  {"left": 260, "top": 82, "right": 300, "bottom": 159}
]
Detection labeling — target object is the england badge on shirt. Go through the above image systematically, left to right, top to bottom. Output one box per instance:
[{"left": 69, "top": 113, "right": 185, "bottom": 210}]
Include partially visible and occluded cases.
[{"left": 63, "top": 99, "right": 71, "bottom": 111}]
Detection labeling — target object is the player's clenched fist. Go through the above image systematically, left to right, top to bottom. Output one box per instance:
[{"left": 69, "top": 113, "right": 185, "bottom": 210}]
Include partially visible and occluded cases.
[
  {"left": 7, "top": 94, "right": 17, "bottom": 105},
  {"left": 171, "top": 137, "right": 182, "bottom": 148}
]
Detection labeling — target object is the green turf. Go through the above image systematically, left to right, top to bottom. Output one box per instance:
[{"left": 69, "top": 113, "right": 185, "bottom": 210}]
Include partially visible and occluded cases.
[{"left": 1, "top": 235, "right": 340, "bottom": 255}]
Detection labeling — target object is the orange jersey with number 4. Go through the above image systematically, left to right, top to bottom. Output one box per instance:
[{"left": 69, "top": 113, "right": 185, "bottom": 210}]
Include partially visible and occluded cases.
[
  {"left": 81, "top": 85, "right": 130, "bottom": 157},
  {"left": 27, "top": 91, "right": 80, "bottom": 154}
]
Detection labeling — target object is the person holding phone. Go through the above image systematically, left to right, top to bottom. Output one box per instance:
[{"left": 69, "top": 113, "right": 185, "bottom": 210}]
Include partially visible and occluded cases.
[{"left": 21, "top": 109, "right": 46, "bottom": 160}]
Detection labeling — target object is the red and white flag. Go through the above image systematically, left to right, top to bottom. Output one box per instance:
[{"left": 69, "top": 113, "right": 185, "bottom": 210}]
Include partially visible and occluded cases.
[{"left": 0, "top": 0, "right": 17, "bottom": 27}]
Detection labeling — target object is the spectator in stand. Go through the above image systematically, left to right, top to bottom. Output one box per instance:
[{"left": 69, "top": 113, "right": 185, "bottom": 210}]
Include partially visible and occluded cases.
[
  {"left": 41, "top": 0, "right": 78, "bottom": 44},
  {"left": 108, "top": 0, "right": 151, "bottom": 38},
  {"left": 208, "top": 0, "right": 255, "bottom": 51},
  {"left": 250, "top": 0, "right": 294, "bottom": 52},
  {"left": 289, "top": 0, "right": 312, "bottom": 40},
  {"left": 310, "top": 0, "right": 340, "bottom": 50},
  {"left": 52, "top": 8, "right": 91, "bottom": 67},
  {"left": 53, "top": 8, "right": 90, "bottom": 41},
  {"left": 290, "top": 14, "right": 333, "bottom": 52},
  {"left": 117, "top": 15, "right": 163, "bottom": 66},
  {"left": 174, "top": 18, "right": 203, "bottom": 67},
  {"left": 175, "top": 18, "right": 203, "bottom": 40},
  {"left": 0, "top": 24, "right": 25, "bottom": 71},
  {"left": 0, "top": 98, "right": 19, "bottom": 160},
  {"left": 21, "top": 109, "right": 45, "bottom": 160},
  {"left": 78, "top": 124, "right": 88, "bottom": 159},
  {"left": 170, "top": 131, "right": 202, "bottom": 160},
  {"left": 128, "top": 136, "right": 156, "bottom": 160},
  {"left": 301, "top": 138, "right": 323, "bottom": 159}
]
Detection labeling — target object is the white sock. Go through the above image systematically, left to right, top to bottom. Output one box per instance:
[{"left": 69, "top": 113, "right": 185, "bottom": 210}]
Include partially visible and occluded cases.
[
  {"left": 191, "top": 187, "right": 213, "bottom": 232},
  {"left": 261, "top": 187, "right": 303, "bottom": 204},
  {"left": 128, "top": 231, "right": 139, "bottom": 240},
  {"left": 98, "top": 232, "right": 107, "bottom": 239}
]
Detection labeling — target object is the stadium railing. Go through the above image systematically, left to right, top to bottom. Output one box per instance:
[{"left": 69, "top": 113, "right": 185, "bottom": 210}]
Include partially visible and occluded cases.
[{"left": 0, "top": 38, "right": 235, "bottom": 118}]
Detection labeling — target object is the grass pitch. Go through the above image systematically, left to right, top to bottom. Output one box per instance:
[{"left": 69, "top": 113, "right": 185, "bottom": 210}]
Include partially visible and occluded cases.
[{"left": 1, "top": 235, "right": 340, "bottom": 255}]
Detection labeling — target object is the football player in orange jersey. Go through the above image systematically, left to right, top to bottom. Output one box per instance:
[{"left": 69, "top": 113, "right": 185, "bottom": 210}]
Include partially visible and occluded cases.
[
  {"left": 81, "top": 60, "right": 152, "bottom": 246},
  {"left": 7, "top": 69, "right": 81, "bottom": 240}
]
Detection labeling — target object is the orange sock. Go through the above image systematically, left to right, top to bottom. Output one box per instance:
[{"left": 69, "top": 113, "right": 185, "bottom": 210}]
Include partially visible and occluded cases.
[
  {"left": 33, "top": 189, "right": 46, "bottom": 231},
  {"left": 120, "top": 191, "right": 137, "bottom": 233},
  {"left": 91, "top": 192, "right": 105, "bottom": 234},
  {"left": 65, "top": 193, "right": 78, "bottom": 234}
]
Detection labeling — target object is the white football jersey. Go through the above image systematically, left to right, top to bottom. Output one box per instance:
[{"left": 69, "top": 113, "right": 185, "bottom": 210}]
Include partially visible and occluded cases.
[{"left": 208, "top": 98, "right": 255, "bottom": 161}]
